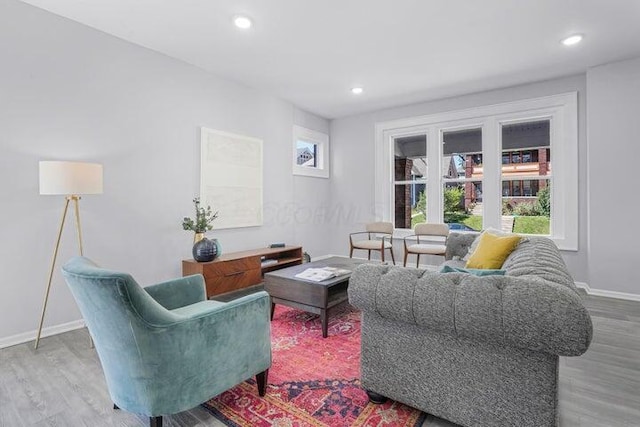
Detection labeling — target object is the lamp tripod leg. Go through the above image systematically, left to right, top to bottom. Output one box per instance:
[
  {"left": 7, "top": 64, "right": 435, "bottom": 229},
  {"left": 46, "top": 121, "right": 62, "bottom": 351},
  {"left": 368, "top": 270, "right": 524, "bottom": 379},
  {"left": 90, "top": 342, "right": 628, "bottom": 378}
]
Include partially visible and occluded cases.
[
  {"left": 73, "top": 196, "right": 84, "bottom": 257},
  {"left": 72, "top": 197, "right": 94, "bottom": 348},
  {"left": 35, "top": 198, "right": 71, "bottom": 349}
]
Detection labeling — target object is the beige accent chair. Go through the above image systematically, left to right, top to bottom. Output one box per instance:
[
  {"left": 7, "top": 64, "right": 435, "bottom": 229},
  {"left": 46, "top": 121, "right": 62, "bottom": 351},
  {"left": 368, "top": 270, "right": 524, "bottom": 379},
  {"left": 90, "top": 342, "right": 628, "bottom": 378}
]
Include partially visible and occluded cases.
[
  {"left": 349, "top": 222, "right": 395, "bottom": 264},
  {"left": 403, "top": 223, "right": 449, "bottom": 267}
]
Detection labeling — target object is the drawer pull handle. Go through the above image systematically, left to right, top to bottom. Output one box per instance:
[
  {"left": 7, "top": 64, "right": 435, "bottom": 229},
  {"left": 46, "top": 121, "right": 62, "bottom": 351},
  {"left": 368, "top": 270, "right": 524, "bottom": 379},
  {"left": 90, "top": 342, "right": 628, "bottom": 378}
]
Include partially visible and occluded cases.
[{"left": 225, "top": 271, "right": 244, "bottom": 277}]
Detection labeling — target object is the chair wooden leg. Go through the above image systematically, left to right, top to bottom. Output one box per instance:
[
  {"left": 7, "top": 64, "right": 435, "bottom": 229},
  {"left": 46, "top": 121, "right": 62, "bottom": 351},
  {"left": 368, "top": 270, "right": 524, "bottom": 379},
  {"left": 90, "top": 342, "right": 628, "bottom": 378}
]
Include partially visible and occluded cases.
[
  {"left": 349, "top": 245, "right": 354, "bottom": 258},
  {"left": 381, "top": 248, "right": 385, "bottom": 262},
  {"left": 389, "top": 248, "right": 395, "bottom": 265},
  {"left": 367, "top": 250, "right": 371, "bottom": 260},
  {"left": 403, "top": 251, "right": 408, "bottom": 267},
  {"left": 416, "top": 254, "right": 420, "bottom": 268},
  {"left": 256, "top": 369, "right": 269, "bottom": 397},
  {"left": 150, "top": 416, "right": 162, "bottom": 427}
]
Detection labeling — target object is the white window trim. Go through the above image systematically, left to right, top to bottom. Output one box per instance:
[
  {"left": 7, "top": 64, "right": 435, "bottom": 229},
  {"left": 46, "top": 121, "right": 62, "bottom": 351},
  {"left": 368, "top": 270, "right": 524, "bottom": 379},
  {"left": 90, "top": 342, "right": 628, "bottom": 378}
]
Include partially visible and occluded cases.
[
  {"left": 375, "top": 92, "right": 578, "bottom": 251},
  {"left": 292, "top": 125, "right": 330, "bottom": 178}
]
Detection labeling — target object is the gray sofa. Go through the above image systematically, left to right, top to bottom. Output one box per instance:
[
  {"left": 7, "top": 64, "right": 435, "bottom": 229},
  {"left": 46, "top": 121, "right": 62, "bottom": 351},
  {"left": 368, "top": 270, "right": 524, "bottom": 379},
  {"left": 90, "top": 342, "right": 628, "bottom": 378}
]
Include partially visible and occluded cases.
[{"left": 348, "top": 233, "right": 593, "bottom": 427}]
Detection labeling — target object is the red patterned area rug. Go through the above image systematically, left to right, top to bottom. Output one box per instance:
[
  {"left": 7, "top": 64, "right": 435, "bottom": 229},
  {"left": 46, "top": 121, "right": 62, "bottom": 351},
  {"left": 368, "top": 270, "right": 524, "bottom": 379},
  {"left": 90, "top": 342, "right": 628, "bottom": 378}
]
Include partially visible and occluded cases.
[{"left": 202, "top": 305, "right": 426, "bottom": 426}]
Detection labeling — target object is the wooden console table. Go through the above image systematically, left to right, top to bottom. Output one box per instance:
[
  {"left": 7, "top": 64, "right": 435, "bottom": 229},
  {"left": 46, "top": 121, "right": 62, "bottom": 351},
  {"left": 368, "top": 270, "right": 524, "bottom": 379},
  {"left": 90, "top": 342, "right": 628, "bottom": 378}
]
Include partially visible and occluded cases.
[{"left": 182, "top": 246, "right": 303, "bottom": 298}]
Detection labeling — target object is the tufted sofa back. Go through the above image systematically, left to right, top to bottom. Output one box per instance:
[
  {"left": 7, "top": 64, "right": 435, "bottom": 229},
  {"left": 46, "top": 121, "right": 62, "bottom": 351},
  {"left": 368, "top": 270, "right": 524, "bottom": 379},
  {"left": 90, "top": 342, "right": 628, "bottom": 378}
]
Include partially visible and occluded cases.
[{"left": 349, "top": 236, "right": 593, "bottom": 356}]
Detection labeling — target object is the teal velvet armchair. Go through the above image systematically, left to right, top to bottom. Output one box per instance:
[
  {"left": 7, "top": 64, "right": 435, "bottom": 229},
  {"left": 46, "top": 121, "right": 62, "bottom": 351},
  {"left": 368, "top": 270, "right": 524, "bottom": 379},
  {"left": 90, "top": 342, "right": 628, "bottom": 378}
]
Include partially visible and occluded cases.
[{"left": 62, "top": 256, "right": 271, "bottom": 427}]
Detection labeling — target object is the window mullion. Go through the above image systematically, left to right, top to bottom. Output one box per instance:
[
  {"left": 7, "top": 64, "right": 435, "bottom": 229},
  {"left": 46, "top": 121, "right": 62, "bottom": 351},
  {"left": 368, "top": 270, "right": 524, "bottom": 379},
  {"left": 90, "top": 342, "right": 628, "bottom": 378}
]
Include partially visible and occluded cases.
[
  {"left": 482, "top": 118, "right": 502, "bottom": 230},
  {"left": 427, "top": 126, "right": 442, "bottom": 223}
]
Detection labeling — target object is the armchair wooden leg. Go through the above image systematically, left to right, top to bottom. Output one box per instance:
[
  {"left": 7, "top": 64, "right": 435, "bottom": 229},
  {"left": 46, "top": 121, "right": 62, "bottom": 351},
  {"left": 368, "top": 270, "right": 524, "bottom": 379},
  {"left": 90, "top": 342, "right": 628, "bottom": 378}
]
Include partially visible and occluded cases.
[
  {"left": 349, "top": 245, "right": 354, "bottom": 258},
  {"left": 381, "top": 248, "right": 385, "bottom": 262},
  {"left": 389, "top": 248, "right": 396, "bottom": 265},
  {"left": 367, "top": 250, "right": 371, "bottom": 260},
  {"left": 416, "top": 254, "right": 420, "bottom": 268},
  {"left": 256, "top": 369, "right": 269, "bottom": 397},
  {"left": 150, "top": 416, "right": 162, "bottom": 427}
]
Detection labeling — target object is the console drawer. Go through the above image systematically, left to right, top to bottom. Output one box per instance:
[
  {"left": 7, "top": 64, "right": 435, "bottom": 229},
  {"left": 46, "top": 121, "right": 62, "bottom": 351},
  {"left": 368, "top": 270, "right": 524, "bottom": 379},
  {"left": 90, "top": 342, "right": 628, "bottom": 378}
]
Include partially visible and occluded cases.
[
  {"left": 182, "top": 247, "right": 302, "bottom": 299},
  {"left": 201, "top": 257, "right": 260, "bottom": 277},
  {"left": 204, "top": 268, "right": 262, "bottom": 296}
]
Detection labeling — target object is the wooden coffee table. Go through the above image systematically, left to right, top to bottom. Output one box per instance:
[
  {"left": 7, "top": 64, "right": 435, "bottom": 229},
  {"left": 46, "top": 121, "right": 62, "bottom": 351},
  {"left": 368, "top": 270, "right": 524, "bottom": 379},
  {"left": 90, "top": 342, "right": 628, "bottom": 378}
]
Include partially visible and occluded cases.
[{"left": 264, "top": 256, "right": 370, "bottom": 338}]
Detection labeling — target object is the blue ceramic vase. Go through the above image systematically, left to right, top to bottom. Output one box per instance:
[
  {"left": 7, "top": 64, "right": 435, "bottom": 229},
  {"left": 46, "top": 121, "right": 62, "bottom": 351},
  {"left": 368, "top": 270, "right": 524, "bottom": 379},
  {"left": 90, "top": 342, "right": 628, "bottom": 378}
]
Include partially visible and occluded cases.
[{"left": 192, "top": 237, "right": 219, "bottom": 262}]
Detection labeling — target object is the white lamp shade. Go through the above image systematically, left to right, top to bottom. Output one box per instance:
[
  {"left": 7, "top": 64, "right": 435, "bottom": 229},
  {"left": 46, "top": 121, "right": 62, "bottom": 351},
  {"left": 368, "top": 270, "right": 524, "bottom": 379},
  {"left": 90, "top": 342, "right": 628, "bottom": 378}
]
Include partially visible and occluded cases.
[{"left": 39, "top": 161, "right": 103, "bottom": 195}]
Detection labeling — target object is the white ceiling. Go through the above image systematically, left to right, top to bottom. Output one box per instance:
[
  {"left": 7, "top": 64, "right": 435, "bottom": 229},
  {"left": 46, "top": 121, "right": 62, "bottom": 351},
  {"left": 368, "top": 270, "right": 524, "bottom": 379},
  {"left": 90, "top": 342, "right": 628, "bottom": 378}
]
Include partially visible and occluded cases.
[{"left": 19, "top": 0, "right": 640, "bottom": 119}]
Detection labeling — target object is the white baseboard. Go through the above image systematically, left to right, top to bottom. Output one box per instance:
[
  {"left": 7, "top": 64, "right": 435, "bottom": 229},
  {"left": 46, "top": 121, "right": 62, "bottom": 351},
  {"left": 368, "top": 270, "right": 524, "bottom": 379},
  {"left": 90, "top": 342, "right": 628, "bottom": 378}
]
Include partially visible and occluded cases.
[
  {"left": 310, "top": 254, "right": 338, "bottom": 261},
  {"left": 575, "top": 282, "right": 640, "bottom": 302},
  {"left": 0, "top": 319, "right": 86, "bottom": 350}
]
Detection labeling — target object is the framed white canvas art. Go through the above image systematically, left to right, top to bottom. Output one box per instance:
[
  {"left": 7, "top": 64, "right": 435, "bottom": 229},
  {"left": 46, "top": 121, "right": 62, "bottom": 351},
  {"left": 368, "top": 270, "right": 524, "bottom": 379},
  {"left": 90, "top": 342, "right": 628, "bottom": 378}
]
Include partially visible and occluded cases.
[{"left": 200, "top": 127, "right": 263, "bottom": 229}]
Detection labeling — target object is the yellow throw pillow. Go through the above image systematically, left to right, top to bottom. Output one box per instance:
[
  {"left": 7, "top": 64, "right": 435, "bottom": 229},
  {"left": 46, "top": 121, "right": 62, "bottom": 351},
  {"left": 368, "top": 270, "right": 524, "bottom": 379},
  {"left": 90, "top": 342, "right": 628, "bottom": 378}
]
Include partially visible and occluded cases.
[{"left": 465, "top": 232, "right": 521, "bottom": 269}]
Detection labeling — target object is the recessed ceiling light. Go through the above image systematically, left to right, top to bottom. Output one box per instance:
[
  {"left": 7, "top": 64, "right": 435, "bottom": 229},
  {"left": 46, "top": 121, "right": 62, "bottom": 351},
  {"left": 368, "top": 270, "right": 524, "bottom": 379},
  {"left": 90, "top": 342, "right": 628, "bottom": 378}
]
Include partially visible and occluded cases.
[
  {"left": 233, "top": 15, "right": 252, "bottom": 30},
  {"left": 561, "top": 34, "right": 583, "bottom": 46},
  {"left": 351, "top": 87, "right": 364, "bottom": 95}
]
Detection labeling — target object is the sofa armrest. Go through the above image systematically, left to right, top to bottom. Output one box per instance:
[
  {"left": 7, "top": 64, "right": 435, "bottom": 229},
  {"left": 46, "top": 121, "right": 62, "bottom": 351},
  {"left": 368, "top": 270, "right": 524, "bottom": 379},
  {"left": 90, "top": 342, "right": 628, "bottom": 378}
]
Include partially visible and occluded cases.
[
  {"left": 348, "top": 264, "right": 592, "bottom": 356},
  {"left": 144, "top": 274, "right": 206, "bottom": 310}
]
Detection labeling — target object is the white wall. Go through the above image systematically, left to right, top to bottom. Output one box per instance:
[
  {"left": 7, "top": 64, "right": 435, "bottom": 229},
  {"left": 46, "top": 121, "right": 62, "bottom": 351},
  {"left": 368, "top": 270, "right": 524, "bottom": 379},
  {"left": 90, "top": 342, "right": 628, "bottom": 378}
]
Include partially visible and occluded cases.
[
  {"left": 0, "top": 0, "right": 330, "bottom": 344},
  {"left": 3, "top": 2, "right": 637, "bottom": 348},
  {"left": 587, "top": 57, "right": 640, "bottom": 295},
  {"left": 329, "top": 75, "right": 590, "bottom": 281},
  {"left": 291, "top": 109, "right": 332, "bottom": 259}
]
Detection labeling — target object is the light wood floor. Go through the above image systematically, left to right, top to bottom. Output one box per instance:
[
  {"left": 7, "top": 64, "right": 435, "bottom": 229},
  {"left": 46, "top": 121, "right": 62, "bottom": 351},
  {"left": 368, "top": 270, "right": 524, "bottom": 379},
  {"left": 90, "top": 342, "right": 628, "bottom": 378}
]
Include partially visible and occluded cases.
[{"left": 1, "top": 293, "right": 638, "bottom": 427}]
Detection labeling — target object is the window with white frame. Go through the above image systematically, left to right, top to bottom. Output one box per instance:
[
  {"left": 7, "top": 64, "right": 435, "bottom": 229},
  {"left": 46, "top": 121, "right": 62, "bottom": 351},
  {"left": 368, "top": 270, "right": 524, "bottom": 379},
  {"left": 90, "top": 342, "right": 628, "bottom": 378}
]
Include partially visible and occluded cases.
[
  {"left": 375, "top": 93, "right": 578, "bottom": 250},
  {"left": 500, "top": 119, "right": 552, "bottom": 234},
  {"left": 293, "top": 125, "right": 329, "bottom": 178},
  {"left": 441, "top": 126, "right": 484, "bottom": 232},
  {"left": 393, "top": 133, "right": 428, "bottom": 229}
]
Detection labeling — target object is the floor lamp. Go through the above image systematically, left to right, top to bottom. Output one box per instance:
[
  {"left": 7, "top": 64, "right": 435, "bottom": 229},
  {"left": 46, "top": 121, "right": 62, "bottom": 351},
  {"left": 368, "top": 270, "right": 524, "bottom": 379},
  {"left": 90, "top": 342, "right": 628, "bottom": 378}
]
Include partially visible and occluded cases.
[{"left": 35, "top": 160, "right": 103, "bottom": 349}]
